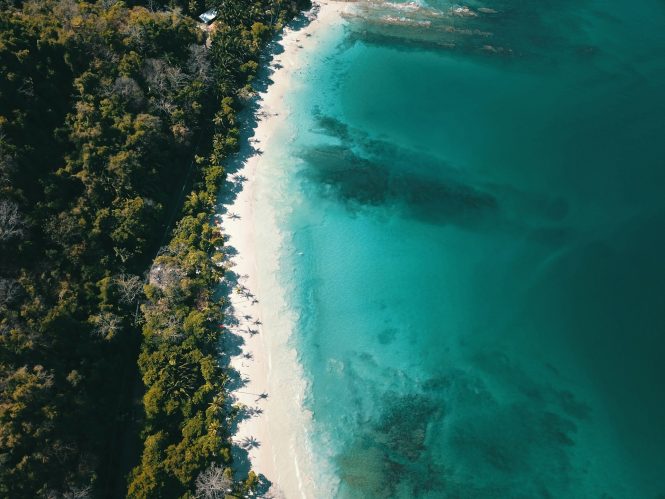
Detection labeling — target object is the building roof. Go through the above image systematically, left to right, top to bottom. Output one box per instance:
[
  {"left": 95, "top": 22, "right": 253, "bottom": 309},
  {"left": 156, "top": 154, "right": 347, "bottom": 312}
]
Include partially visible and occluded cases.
[{"left": 198, "top": 8, "right": 218, "bottom": 24}]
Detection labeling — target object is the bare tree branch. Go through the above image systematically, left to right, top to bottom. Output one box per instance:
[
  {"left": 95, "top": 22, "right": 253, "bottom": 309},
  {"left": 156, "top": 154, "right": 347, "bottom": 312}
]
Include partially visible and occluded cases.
[
  {"left": 188, "top": 44, "right": 212, "bottom": 84},
  {"left": 112, "top": 76, "right": 144, "bottom": 108},
  {"left": 0, "top": 200, "right": 25, "bottom": 241},
  {"left": 115, "top": 273, "right": 143, "bottom": 304},
  {"left": 90, "top": 312, "right": 122, "bottom": 340},
  {"left": 195, "top": 465, "right": 233, "bottom": 499},
  {"left": 62, "top": 483, "right": 93, "bottom": 499}
]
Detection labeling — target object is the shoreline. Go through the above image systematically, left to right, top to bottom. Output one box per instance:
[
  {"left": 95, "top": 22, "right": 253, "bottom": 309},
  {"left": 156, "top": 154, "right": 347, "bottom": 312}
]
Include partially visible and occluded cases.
[{"left": 216, "top": 3, "right": 349, "bottom": 497}]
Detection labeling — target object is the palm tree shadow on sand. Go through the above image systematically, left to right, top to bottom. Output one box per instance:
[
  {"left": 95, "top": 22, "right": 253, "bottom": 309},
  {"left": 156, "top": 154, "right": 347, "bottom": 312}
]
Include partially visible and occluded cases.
[{"left": 212, "top": 6, "right": 320, "bottom": 497}]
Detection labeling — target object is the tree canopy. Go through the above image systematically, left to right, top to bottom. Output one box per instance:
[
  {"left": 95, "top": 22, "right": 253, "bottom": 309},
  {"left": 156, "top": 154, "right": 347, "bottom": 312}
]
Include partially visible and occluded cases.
[{"left": 0, "top": 0, "right": 307, "bottom": 496}]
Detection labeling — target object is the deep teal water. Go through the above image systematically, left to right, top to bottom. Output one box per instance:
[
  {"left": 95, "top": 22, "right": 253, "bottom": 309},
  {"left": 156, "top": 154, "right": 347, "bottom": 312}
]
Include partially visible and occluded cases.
[{"left": 274, "top": 0, "right": 665, "bottom": 496}]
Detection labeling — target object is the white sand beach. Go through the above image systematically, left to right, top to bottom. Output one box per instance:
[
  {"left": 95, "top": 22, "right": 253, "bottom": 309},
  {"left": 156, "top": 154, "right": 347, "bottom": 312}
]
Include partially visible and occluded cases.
[{"left": 216, "top": 3, "right": 350, "bottom": 497}]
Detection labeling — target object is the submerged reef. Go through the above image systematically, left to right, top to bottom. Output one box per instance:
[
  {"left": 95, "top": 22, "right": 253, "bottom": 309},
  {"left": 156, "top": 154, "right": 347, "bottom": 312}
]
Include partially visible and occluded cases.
[
  {"left": 301, "top": 113, "right": 571, "bottom": 241},
  {"left": 333, "top": 356, "right": 594, "bottom": 498}
]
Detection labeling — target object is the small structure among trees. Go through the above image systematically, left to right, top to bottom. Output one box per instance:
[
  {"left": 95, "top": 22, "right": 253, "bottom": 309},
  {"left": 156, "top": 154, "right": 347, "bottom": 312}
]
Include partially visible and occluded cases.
[{"left": 198, "top": 8, "right": 218, "bottom": 24}]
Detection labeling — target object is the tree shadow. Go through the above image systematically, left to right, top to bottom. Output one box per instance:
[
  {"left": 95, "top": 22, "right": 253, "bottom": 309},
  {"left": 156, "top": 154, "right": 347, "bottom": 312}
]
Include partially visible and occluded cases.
[
  {"left": 219, "top": 326, "right": 244, "bottom": 360},
  {"left": 224, "top": 367, "right": 250, "bottom": 392},
  {"left": 226, "top": 403, "right": 263, "bottom": 436},
  {"left": 240, "top": 436, "right": 261, "bottom": 450},
  {"left": 231, "top": 443, "right": 252, "bottom": 478},
  {"left": 228, "top": 450, "right": 275, "bottom": 497},
  {"left": 255, "top": 475, "right": 279, "bottom": 499}
]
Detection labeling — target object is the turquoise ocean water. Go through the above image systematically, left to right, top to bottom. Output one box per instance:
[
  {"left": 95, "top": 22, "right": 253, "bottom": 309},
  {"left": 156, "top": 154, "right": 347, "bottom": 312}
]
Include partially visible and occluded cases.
[{"left": 263, "top": 0, "right": 665, "bottom": 496}]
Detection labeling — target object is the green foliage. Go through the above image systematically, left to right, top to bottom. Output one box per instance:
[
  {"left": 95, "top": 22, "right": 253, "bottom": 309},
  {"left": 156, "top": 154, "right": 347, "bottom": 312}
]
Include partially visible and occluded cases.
[
  {"left": 0, "top": 0, "right": 215, "bottom": 496},
  {"left": 1, "top": 0, "right": 308, "bottom": 495},
  {"left": 128, "top": 0, "right": 309, "bottom": 494}
]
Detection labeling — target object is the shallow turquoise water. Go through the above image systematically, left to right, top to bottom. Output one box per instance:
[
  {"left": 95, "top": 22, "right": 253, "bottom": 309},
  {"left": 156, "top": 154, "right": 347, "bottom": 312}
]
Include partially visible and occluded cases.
[{"left": 273, "top": 0, "right": 665, "bottom": 496}]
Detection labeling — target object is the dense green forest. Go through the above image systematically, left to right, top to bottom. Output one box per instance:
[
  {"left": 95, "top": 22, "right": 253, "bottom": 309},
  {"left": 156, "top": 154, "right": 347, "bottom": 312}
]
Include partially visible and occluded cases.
[{"left": 0, "top": 0, "right": 306, "bottom": 496}]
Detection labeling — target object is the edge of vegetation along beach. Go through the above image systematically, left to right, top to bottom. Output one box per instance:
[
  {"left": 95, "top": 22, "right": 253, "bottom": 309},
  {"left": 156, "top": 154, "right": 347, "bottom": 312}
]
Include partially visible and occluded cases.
[{"left": 0, "top": 0, "right": 308, "bottom": 496}]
